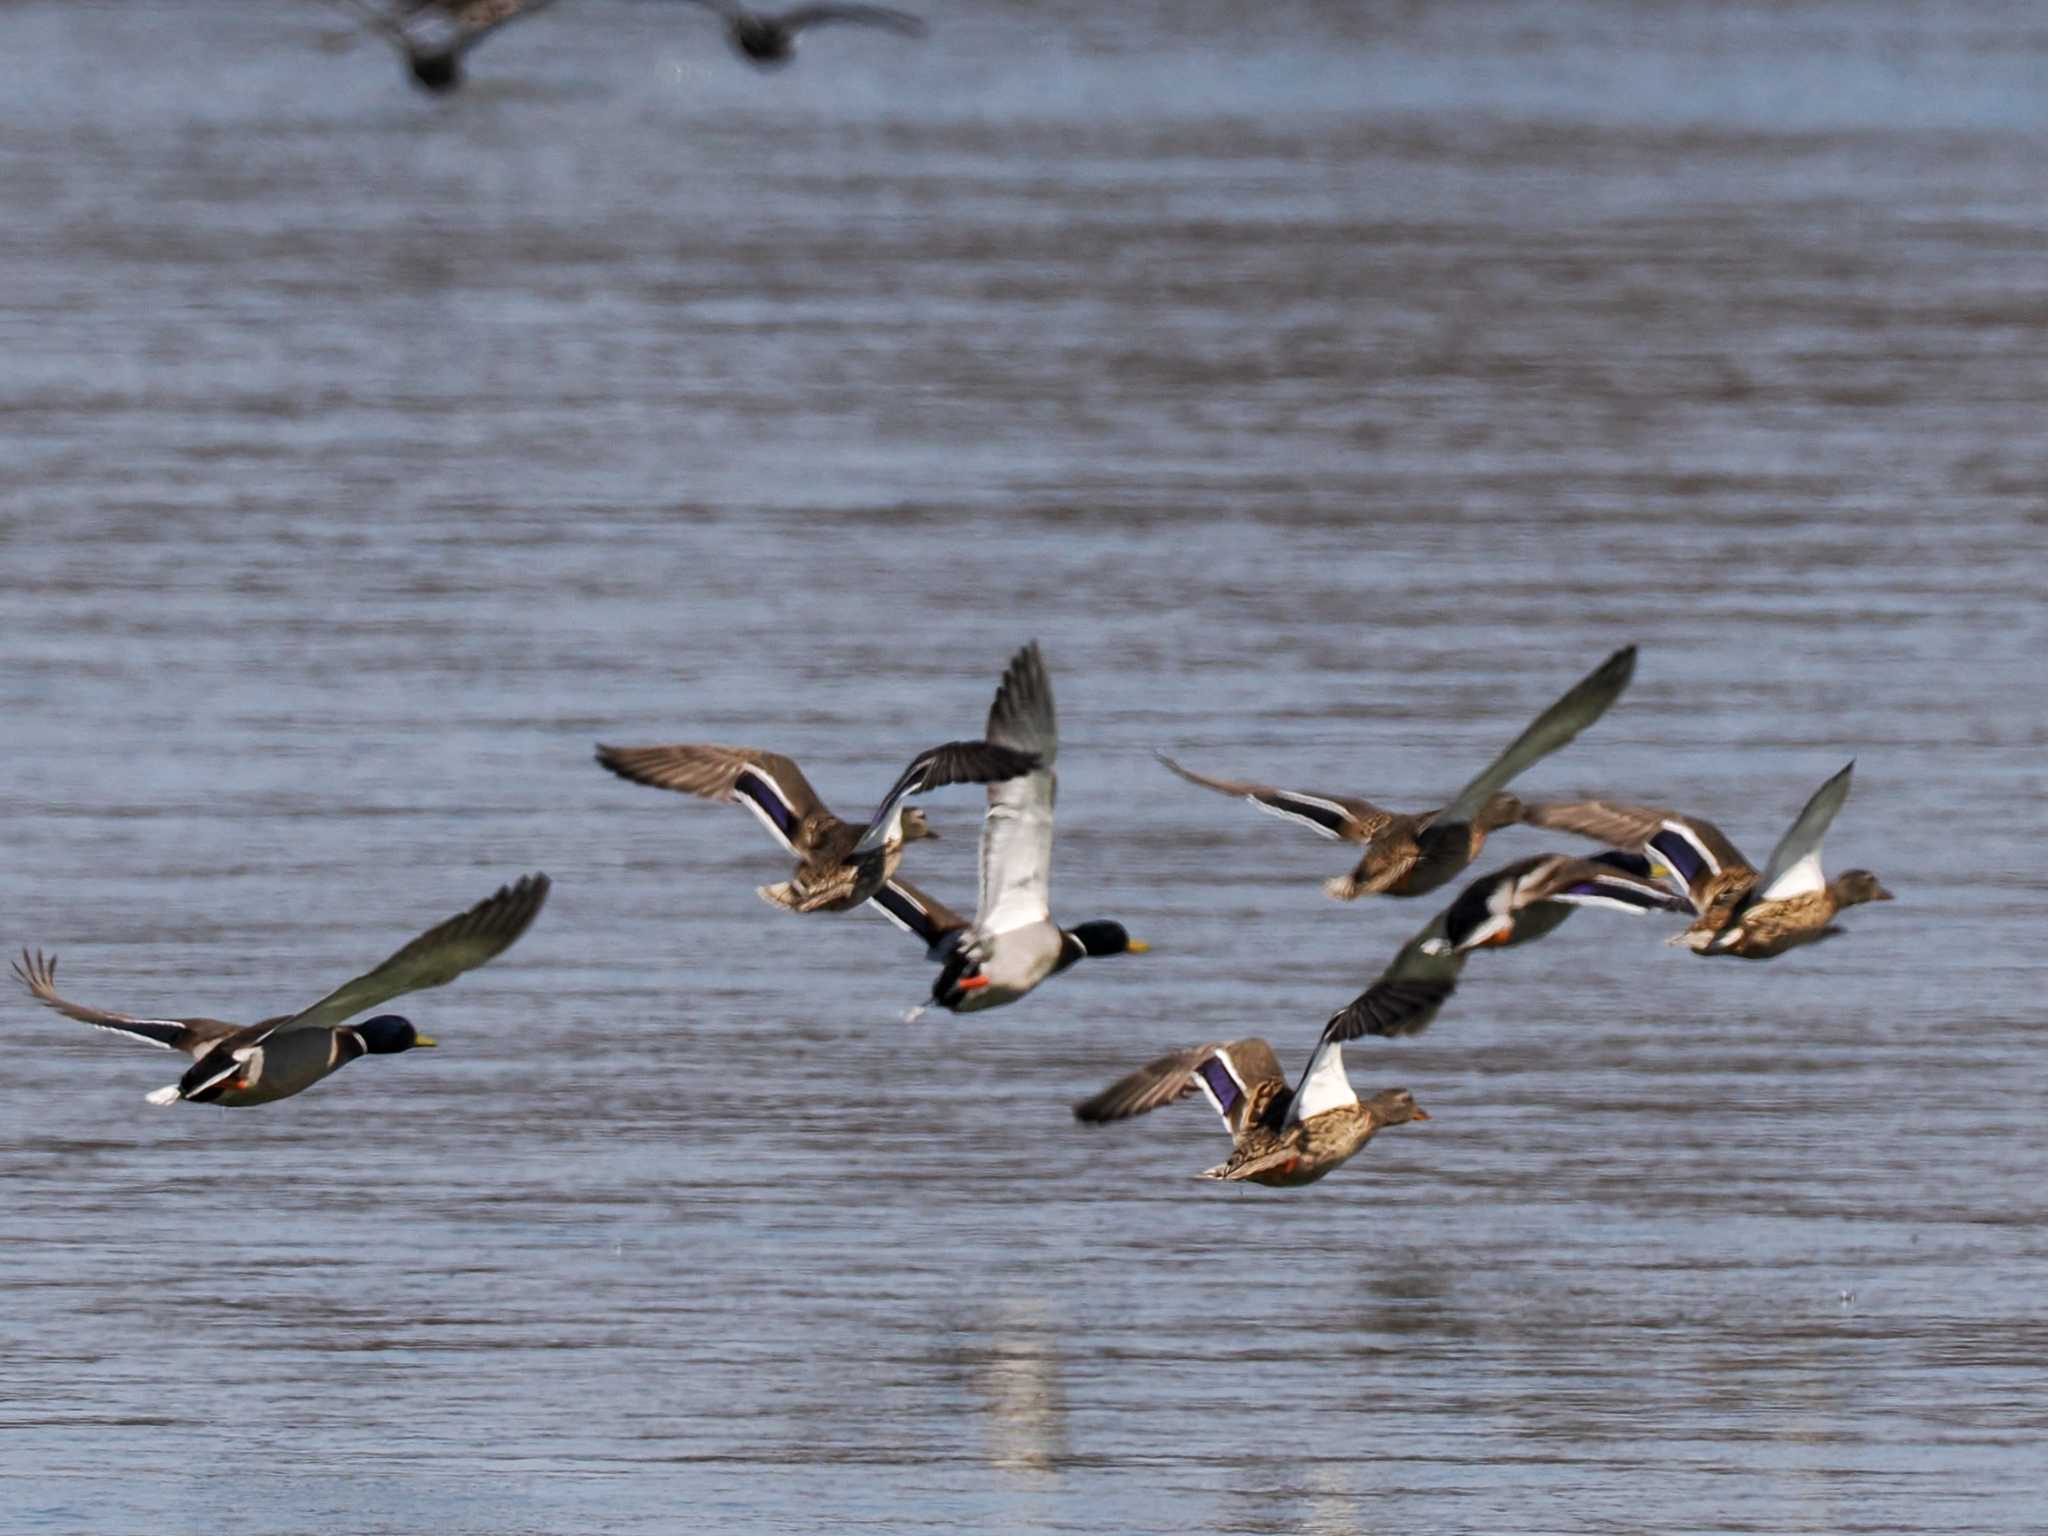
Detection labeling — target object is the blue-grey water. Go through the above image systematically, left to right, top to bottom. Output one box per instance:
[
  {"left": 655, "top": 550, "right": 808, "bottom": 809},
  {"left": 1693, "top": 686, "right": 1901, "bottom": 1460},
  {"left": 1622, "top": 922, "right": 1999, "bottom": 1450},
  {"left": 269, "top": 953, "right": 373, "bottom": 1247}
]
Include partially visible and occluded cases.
[{"left": 2, "top": 2, "right": 2044, "bottom": 1531}]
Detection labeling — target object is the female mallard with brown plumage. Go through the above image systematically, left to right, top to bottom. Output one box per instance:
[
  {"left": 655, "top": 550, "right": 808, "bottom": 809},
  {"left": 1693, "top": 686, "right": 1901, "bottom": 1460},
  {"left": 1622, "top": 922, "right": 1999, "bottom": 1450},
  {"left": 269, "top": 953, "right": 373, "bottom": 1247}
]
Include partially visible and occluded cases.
[
  {"left": 1157, "top": 645, "right": 1636, "bottom": 901},
  {"left": 595, "top": 737, "right": 1037, "bottom": 914},
  {"left": 1521, "top": 761, "right": 1891, "bottom": 960},
  {"left": 1323, "top": 851, "right": 1697, "bottom": 1040},
  {"left": 12, "top": 874, "right": 548, "bottom": 1107},
  {"left": 1074, "top": 1029, "right": 1427, "bottom": 1187}
]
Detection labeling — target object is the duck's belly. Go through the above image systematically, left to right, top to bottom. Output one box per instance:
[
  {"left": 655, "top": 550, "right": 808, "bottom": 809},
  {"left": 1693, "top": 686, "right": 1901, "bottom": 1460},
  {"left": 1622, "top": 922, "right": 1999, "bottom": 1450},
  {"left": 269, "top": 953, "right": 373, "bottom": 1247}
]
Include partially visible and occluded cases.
[
  {"left": 953, "top": 925, "right": 1063, "bottom": 1012},
  {"left": 1721, "top": 925, "right": 1833, "bottom": 961},
  {"left": 216, "top": 1031, "right": 343, "bottom": 1106},
  {"left": 1245, "top": 1161, "right": 1334, "bottom": 1188}
]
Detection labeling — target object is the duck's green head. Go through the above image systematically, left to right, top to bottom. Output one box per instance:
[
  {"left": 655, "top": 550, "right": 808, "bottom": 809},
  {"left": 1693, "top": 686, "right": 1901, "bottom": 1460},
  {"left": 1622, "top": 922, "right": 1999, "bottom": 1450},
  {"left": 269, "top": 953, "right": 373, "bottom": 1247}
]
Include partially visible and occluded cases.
[
  {"left": 1066, "top": 921, "right": 1150, "bottom": 959},
  {"left": 356, "top": 1015, "right": 438, "bottom": 1054}
]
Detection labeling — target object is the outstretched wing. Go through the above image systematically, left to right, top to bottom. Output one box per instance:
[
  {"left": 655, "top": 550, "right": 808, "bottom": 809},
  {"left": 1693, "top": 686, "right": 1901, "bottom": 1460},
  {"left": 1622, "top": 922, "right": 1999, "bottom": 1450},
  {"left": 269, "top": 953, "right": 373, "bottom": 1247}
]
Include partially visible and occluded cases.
[
  {"left": 320, "top": 0, "right": 420, "bottom": 48},
  {"left": 451, "top": 0, "right": 568, "bottom": 54},
  {"left": 783, "top": 4, "right": 926, "bottom": 35},
  {"left": 976, "top": 644, "right": 1059, "bottom": 935},
  {"left": 1437, "top": 645, "right": 1636, "bottom": 827},
  {"left": 851, "top": 740, "right": 1040, "bottom": 855},
  {"left": 596, "top": 743, "right": 830, "bottom": 856},
  {"left": 1155, "top": 753, "right": 1391, "bottom": 843},
  {"left": 1750, "top": 762, "right": 1855, "bottom": 904},
  {"left": 1521, "top": 798, "right": 1750, "bottom": 900},
  {"left": 1327, "top": 851, "right": 1688, "bottom": 1042},
  {"left": 1534, "top": 853, "right": 1699, "bottom": 917},
  {"left": 242, "top": 873, "right": 550, "bottom": 1047},
  {"left": 866, "top": 876, "right": 970, "bottom": 955},
  {"left": 1324, "top": 914, "right": 1464, "bottom": 1041},
  {"left": 10, "top": 949, "right": 231, "bottom": 1054},
  {"left": 1284, "top": 1029, "right": 1358, "bottom": 1127},
  {"left": 1072, "top": 1038, "right": 1285, "bottom": 1135}
]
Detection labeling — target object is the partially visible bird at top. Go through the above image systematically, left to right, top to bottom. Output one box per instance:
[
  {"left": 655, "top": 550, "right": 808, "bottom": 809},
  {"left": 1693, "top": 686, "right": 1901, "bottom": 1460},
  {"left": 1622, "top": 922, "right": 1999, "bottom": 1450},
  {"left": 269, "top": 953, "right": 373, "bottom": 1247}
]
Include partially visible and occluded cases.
[
  {"left": 321, "top": 0, "right": 567, "bottom": 93},
  {"left": 673, "top": 0, "right": 927, "bottom": 68},
  {"left": 1158, "top": 645, "right": 1638, "bottom": 902}
]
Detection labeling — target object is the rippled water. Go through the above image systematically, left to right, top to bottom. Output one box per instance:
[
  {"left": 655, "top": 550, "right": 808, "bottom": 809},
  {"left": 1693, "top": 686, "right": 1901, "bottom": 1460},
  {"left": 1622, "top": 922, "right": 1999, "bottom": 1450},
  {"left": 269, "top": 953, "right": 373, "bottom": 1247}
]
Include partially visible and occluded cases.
[{"left": 2, "top": 2, "right": 2044, "bottom": 1531}]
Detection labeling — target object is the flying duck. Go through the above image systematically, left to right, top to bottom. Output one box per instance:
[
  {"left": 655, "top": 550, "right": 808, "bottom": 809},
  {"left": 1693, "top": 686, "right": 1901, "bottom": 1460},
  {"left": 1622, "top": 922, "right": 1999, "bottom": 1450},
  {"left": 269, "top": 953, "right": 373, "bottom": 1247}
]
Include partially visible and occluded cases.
[
  {"left": 323, "top": 0, "right": 566, "bottom": 92},
  {"left": 674, "top": 0, "right": 926, "bottom": 67},
  {"left": 874, "top": 643, "right": 1147, "bottom": 1012},
  {"left": 1158, "top": 645, "right": 1637, "bottom": 901},
  {"left": 595, "top": 737, "right": 1037, "bottom": 914},
  {"left": 1522, "top": 761, "right": 1891, "bottom": 959},
  {"left": 1322, "top": 852, "right": 1695, "bottom": 1040},
  {"left": 13, "top": 873, "right": 549, "bottom": 1107},
  {"left": 1074, "top": 1030, "right": 1427, "bottom": 1187}
]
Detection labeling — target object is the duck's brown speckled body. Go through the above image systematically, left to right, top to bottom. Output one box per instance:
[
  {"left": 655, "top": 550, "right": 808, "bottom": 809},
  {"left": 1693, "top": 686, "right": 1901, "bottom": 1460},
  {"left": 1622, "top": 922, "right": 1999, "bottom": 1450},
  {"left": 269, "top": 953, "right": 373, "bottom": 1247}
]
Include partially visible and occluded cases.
[{"left": 1686, "top": 871, "right": 1892, "bottom": 959}]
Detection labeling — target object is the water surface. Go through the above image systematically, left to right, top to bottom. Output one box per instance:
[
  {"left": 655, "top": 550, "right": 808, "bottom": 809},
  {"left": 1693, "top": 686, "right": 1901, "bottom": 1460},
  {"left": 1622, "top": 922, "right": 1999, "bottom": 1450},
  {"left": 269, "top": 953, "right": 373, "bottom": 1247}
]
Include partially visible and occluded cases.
[{"left": 1, "top": 2, "right": 2044, "bottom": 1531}]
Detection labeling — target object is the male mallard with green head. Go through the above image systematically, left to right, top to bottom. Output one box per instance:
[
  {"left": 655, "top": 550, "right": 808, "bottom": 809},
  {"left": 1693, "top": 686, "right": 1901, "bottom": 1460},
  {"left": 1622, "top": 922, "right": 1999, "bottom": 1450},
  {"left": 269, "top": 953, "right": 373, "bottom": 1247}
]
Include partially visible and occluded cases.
[
  {"left": 868, "top": 643, "right": 1148, "bottom": 1011},
  {"left": 1158, "top": 645, "right": 1636, "bottom": 901},
  {"left": 13, "top": 874, "right": 548, "bottom": 1107}
]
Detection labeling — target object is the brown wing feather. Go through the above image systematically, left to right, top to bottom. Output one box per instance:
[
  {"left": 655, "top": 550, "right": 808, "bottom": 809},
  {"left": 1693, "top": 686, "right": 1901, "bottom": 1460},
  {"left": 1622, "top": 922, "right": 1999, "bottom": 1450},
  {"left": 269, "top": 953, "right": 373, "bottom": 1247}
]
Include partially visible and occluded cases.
[
  {"left": 451, "top": 0, "right": 568, "bottom": 50},
  {"left": 782, "top": 5, "right": 927, "bottom": 36},
  {"left": 595, "top": 744, "right": 828, "bottom": 815},
  {"left": 1156, "top": 754, "right": 1392, "bottom": 842},
  {"left": 1521, "top": 800, "right": 1749, "bottom": 871},
  {"left": 10, "top": 949, "right": 235, "bottom": 1052},
  {"left": 1072, "top": 1037, "right": 1284, "bottom": 1124}
]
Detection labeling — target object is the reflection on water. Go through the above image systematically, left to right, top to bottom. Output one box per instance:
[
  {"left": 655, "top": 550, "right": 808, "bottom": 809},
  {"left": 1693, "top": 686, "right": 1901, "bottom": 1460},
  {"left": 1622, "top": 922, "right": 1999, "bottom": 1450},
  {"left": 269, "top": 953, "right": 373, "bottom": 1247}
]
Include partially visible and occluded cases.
[
  {"left": 2, "top": 0, "right": 2046, "bottom": 1532},
  {"left": 965, "top": 1300, "right": 1070, "bottom": 1479}
]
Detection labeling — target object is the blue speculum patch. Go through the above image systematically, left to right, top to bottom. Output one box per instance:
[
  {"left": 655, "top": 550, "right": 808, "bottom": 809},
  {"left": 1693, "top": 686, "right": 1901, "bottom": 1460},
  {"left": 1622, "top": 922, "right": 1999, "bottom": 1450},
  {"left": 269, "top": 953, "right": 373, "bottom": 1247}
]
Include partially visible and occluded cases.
[
  {"left": 736, "top": 769, "right": 799, "bottom": 839},
  {"left": 1647, "top": 829, "right": 1707, "bottom": 884},
  {"left": 1197, "top": 1057, "right": 1241, "bottom": 1115}
]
